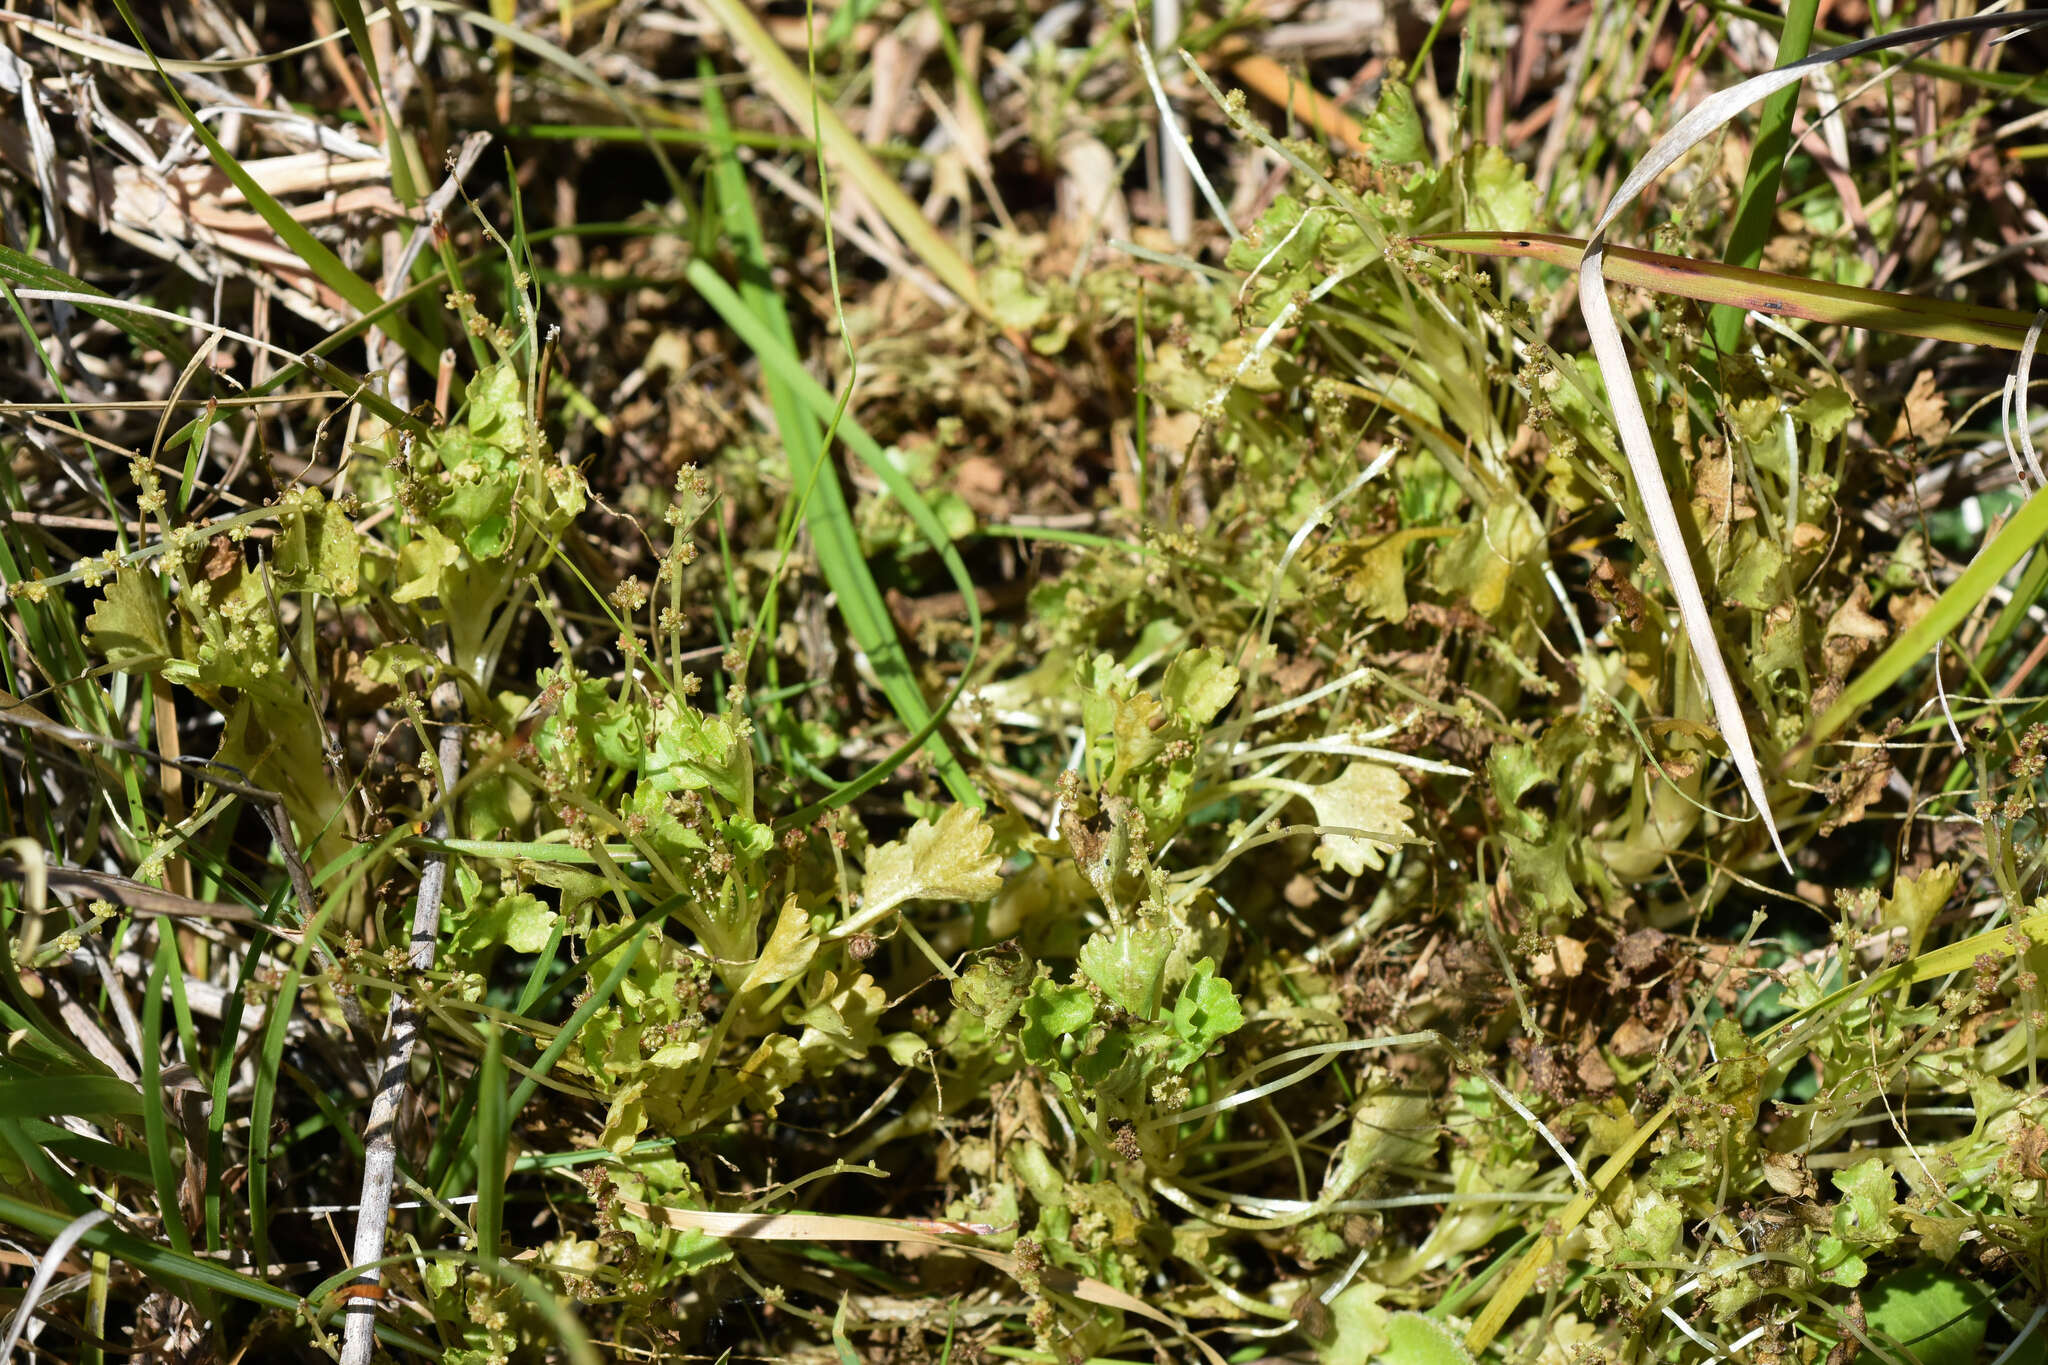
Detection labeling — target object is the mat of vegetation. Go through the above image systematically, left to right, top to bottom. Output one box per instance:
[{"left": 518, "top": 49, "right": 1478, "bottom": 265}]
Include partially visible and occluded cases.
[{"left": 4, "top": 2, "right": 2048, "bottom": 1363}]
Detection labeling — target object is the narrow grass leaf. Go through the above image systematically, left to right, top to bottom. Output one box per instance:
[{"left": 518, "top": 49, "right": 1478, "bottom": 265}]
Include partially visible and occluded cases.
[
  {"left": 407, "top": 0, "right": 689, "bottom": 208},
  {"left": 685, "top": 0, "right": 989, "bottom": 320},
  {"left": 1710, "top": 0, "right": 1820, "bottom": 358},
  {"left": 0, "top": 9, "right": 361, "bottom": 74},
  {"left": 1419, "top": 232, "right": 2040, "bottom": 351},
  {"left": 0, "top": 245, "right": 190, "bottom": 362},
  {"left": 684, "top": 260, "right": 982, "bottom": 809},
  {"left": 1812, "top": 480, "right": 2048, "bottom": 743},
  {"left": 140, "top": 937, "right": 192, "bottom": 1259},
  {"left": 476, "top": 1024, "right": 506, "bottom": 1266},
  {"left": 0, "top": 1075, "right": 144, "bottom": 1120}
]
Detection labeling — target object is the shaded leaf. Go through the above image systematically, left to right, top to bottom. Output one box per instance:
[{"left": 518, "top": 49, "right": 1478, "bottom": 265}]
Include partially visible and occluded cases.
[
  {"left": 86, "top": 568, "right": 168, "bottom": 668},
  {"left": 1305, "top": 762, "right": 1417, "bottom": 876},
  {"left": 1863, "top": 1266, "right": 1989, "bottom": 1365}
]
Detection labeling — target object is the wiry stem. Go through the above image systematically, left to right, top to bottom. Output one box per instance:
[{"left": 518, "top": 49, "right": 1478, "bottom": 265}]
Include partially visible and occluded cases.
[{"left": 340, "top": 692, "right": 461, "bottom": 1365}]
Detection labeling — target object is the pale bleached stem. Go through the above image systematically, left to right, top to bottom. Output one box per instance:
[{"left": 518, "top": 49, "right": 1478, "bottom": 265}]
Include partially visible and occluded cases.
[{"left": 339, "top": 707, "right": 461, "bottom": 1365}]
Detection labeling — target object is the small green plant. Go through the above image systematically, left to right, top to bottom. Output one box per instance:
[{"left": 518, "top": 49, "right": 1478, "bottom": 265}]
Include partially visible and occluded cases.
[{"left": 6, "top": 6, "right": 2048, "bottom": 1365}]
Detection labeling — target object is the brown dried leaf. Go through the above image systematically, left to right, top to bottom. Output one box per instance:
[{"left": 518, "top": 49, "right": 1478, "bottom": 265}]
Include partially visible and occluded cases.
[{"left": 1889, "top": 370, "right": 1951, "bottom": 448}]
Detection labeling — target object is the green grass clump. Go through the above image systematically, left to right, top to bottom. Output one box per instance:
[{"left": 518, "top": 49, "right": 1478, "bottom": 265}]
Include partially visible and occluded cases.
[{"left": 5, "top": 5, "right": 2048, "bottom": 1364}]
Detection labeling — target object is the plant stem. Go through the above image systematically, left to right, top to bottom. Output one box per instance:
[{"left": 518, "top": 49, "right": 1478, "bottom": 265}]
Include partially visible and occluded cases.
[
  {"left": 1708, "top": 0, "right": 1819, "bottom": 361},
  {"left": 339, "top": 689, "right": 462, "bottom": 1365}
]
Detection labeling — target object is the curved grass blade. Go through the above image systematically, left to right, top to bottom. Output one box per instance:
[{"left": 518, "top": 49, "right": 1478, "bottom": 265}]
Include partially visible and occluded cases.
[
  {"left": 1709, "top": 0, "right": 1819, "bottom": 360},
  {"left": 1716, "top": 0, "right": 2048, "bottom": 102},
  {"left": 0, "top": 9, "right": 360, "bottom": 74},
  {"left": 1570, "top": 9, "right": 2048, "bottom": 876},
  {"left": 1417, "top": 231, "right": 2039, "bottom": 352},
  {"left": 0, "top": 244, "right": 191, "bottom": 362}
]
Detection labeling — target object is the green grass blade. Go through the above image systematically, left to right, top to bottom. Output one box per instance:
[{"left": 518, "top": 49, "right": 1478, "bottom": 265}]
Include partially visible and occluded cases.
[
  {"left": 329, "top": 0, "right": 421, "bottom": 206},
  {"left": 1708, "top": 0, "right": 2048, "bottom": 101},
  {"left": 1709, "top": 0, "right": 1819, "bottom": 358},
  {"left": 700, "top": 55, "right": 825, "bottom": 743},
  {"left": 0, "top": 244, "right": 190, "bottom": 363},
  {"left": 683, "top": 259, "right": 982, "bottom": 808},
  {"left": 1812, "top": 480, "right": 2048, "bottom": 743},
  {"left": 1978, "top": 549, "right": 2048, "bottom": 666},
  {"left": 503, "top": 921, "right": 654, "bottom": 1118},
  {"left": 141, "top": 934, "right": 193, "bottom": 1258},
  {"left": 476, "top": 1024, "right": 506, "bottom": 1266},
  {"left": 0, "top": 1074, "right": 144, "bottom": 1119},
  {"left": 0, "top": 1116, "right": 90, "bottom": 1213}
]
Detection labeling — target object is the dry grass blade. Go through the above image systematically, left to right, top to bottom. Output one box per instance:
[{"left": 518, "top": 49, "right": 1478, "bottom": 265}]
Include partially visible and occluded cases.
[
  {"left": 684, "top": 0, "right": 989, "bottom": 320},
  {"left": 1574, "top": 8, "right": 2048, "bottom": 875},
  {"left": 0, "top": 9, "right": 365, "bottom": 74},
  {"left": 1420, "top": 231, "right": 2042, "bottom": 351},
  {"left": 0, "top": 858, "right": 257, "bottom": 924},
  {"left": 619, "top": 1200, "right": 1228, "bottom": 1365},
  {"left": 0, "top": 1209, "right": 108, "bottom": 1365}
]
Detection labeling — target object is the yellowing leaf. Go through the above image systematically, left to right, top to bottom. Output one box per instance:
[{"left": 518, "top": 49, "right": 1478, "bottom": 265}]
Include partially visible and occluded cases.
[
  {"left": 1468, "top": 146, "right": 1539, "bottom": 232},
  {"left": 1793, "top": 384, "right": 1856, "bottom": 441},
  {"left": 273, "top": 489, "right": 362, "bottom": 598},
  {"left": 1433, "top": 498, "right": 1540, "bottom": 618},
  {"left": 393, "top": 525, "right": 461, "bottom": 604},
  {"left": 1330, "top": 527, "right": 1451, "bottom": 622},
  {"left": 1160, "top": 648, "right": 1240, "bottom": 727},
  {"left": 1307, "top": 762, "right": 1417, "bottom": 876},
  {"left": 840, "top": 805, "right": 1003, "bottom": 939},
  {"left": 1883, "top": 862, "right": 1958, "bottom": 959},
  {"left": 497, "top": 892, "right": 558, "bottom": 954},
  {"left": 742, "top": 895, "right": 819, "bottom": 994},
  {"left": 794, "top": 970, "right": 887, "bottom": 1073},
  {"left": 1320, "top": 1281, "right": 1391, "bottom": 1365}
]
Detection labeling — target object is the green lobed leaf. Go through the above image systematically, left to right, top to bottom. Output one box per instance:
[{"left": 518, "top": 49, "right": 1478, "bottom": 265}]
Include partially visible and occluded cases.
[
  {"left": 86, "top": 568, "right": 169, "bottom": 669},
  {"left": 1077, "top": 923, "right": 1174, "bottom": 1020}
]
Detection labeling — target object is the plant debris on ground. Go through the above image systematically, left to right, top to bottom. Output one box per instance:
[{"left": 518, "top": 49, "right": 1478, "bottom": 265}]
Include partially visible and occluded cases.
[{"left": 4, "top": 2, "right": 2048, "bottom": 1363}]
